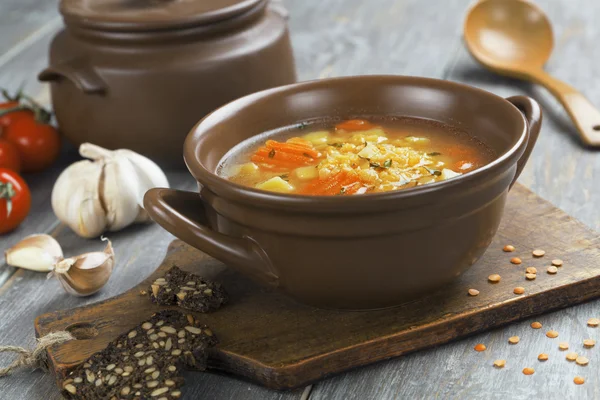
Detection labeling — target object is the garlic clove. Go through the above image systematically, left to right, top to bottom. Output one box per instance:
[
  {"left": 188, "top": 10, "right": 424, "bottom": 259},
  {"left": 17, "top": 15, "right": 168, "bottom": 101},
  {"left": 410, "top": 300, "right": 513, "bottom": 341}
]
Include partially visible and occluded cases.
[
  {"left": 53, "top": 143, "right": 169, "bottom": 238},
  {"left": 114, "top": 148, "right": 169, "bottom": 206},
  {"left": 102, "top": 155, "right": 141, "bottom": 232},
  {"left": 52, "top": 160, "right": 108, "bottom": 238},
  {"left": 4, "top": 234, "right": 63, "bottom": 272},
  {"left": 52, "top": 239, "right": 115, "bottom": 296}
]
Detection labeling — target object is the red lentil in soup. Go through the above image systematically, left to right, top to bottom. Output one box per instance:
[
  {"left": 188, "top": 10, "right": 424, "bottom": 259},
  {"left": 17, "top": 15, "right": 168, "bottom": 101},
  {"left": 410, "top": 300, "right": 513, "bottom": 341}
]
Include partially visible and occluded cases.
[{"left": 219, "top": 117, "right": 496, "bottom": 195}]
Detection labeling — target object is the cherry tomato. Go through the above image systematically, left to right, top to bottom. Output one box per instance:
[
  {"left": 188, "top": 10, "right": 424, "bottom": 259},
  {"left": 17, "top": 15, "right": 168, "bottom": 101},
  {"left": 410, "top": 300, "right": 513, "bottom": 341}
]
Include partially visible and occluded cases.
[
  {"left": 0, "top": 101, "right": 33, "bottom": 128},
  {"left": 4, "top": 117, "right": 60, "bottom": 173},
  {"left": 335, "top": 119, "right": 377, "bottom": 131},
  {"left": 0, "top": 139, "right": 21, "bottom": 172},
  {"left": 0, "top": 168, "right": 31, "bottom": 234}
]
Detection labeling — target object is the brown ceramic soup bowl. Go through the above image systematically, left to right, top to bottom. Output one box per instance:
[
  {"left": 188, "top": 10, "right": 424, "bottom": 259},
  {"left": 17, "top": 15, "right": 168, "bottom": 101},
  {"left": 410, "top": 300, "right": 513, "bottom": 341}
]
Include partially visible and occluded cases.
[{"left": 144, "top": 76, "right": 541, "bottom": 310}]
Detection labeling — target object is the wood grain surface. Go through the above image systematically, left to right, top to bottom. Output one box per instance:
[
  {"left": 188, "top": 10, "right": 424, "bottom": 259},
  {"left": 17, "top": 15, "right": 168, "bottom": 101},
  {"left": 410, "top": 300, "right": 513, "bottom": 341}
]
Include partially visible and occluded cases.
[
  {"left": 1, "top": 0, "right": 600, "bottom": 399},
  {"left": 35, "top": 184, "right": 600, "bottom": 392}
]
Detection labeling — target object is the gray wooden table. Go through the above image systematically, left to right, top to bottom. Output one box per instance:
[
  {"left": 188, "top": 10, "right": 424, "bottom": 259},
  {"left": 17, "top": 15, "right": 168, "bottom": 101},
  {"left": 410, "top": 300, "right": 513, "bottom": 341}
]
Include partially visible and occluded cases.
[{"left": 1, "top": 0, "right": 600, "bottom": 399}]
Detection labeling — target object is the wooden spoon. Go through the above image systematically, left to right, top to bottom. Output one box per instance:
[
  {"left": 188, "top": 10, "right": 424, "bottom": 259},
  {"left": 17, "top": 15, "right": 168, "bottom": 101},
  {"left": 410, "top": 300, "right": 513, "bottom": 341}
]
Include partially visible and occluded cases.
[{"left": 464, "top": 0, "right": 600, "bottom": 146}]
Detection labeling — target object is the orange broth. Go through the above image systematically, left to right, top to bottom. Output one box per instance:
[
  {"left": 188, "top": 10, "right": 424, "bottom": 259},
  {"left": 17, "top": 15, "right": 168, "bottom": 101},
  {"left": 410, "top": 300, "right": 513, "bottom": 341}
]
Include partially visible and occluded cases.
[{"left": 218, "top": 117, "right": 496, "bottom": 196}]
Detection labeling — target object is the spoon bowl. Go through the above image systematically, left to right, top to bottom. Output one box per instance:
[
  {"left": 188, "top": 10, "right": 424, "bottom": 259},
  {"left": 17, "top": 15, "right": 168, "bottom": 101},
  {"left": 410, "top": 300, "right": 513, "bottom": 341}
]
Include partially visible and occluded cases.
[
  {"left": 464, "top": 0, "right": 600, "bottom": 145},
  {"left": 465, "top": 0, "right": 553, "bottom": 73}
]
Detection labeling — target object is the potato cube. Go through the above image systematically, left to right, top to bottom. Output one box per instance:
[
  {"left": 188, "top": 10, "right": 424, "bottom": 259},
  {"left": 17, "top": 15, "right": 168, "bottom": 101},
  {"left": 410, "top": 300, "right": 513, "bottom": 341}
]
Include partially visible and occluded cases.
[
  {"left": 302, "top": 131, "right": 329, "bottom": 146},
  {"left": 239, "top": 162, "right": 259, "bottom": 175},
  {"left": 293, "top": 166, "right": 319, "bottom": 181},
  {"left": 256, "top": 177, "right": 294, "bottom": 193}
]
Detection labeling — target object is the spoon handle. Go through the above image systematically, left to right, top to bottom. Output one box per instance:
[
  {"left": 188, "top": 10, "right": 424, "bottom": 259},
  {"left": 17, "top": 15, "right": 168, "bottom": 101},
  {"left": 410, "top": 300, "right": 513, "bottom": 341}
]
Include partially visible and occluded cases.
[{"left": 530, "top": 69, "right": 600, "bottom": 146}]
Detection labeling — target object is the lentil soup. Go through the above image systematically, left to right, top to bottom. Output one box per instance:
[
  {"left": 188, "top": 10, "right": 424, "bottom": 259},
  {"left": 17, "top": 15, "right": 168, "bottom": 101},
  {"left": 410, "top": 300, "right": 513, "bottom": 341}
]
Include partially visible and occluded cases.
[{"left": 219, "top": 117, "right": 496, "bottom": 195}]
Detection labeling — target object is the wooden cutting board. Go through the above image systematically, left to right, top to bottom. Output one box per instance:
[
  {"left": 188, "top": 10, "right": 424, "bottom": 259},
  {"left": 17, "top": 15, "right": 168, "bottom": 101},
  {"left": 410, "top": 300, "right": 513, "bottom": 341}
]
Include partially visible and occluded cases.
[{"left": 35, "top": 184, "right": 600, "bottom": 390}]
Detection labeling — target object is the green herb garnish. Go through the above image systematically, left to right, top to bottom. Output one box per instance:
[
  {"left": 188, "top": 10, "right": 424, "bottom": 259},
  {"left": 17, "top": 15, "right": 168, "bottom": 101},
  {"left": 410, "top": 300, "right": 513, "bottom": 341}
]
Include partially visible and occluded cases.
[
  {"left": 328, "top": 142, "right": 343, "bottom": 148},
  {"left": 268, "top": 149, "right": 276, "bottom": 158},
  {"left": 303, "top": 152, "right": 312, "bottom": 158},
  {"left": 428, "top": 152, "right": 441, "bottom": 156},
  {"left": 369, "top": 159, "right": 392, "bottom": 169},
  {"left": 279, "top": 174, "right": 289, "bottom": 181}
]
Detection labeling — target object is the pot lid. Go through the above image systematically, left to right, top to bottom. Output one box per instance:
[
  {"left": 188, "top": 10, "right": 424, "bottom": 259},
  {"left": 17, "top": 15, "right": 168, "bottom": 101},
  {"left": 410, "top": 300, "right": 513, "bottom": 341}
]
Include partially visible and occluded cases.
[{"left": 60, "top": 0, "right": 263, "bottom": 31}]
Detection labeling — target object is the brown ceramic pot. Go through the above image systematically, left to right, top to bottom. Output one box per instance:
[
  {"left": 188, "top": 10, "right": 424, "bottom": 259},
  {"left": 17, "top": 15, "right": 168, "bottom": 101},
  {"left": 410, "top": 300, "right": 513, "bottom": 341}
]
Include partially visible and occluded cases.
[
  {"left": 39, "top": 0, "right": 296, "bottom": 167},
  {"left": 144, "top": 76, "right": 542, "bottom": 310}
]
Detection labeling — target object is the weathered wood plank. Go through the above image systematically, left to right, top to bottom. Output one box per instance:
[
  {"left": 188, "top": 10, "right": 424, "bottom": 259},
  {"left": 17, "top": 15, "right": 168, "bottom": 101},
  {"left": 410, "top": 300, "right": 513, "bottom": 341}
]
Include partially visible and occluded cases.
[
  {"left": 0, "top": 0, "right": 60, "bottom": 57},
  {"left": 0, "top": 0, "right": 470, "bottom": 398},
  {"left": 0, "top": 0, "right": 63, "bottom": 251},
  {"left": 3, "top": 0, "right": 600, "bottom": 399},
  {"left": 289, "top": 0, "right": 467, "bottom": 80},
  {"left": 310, "top": 0, "right": 600, "bottom": 399},
  {"left": 0, "top": 1, "right": 303, "bottom": 399},
  {"left": 444, "top": 1, "right": 600, "bottom": 232},
  {"left": 0, "top": 24, "right": 71, "bottom": 286},
  {"left": 0, "top": 172, "right": 302, "bottom": 399},
  {"left": 34, "top": 185, "right": 600, "bottom": 393}
]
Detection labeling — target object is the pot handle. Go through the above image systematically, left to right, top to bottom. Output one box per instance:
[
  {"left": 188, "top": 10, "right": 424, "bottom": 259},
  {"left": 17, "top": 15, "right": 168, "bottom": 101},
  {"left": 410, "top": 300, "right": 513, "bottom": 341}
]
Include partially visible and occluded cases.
[
  {"left": 38, "top": 59, "right": 106, "bottom": 95},
  {"left": 505, "top": 96, "right": 542, "bottom": 189},
  {"left": 143, "top": 188, "right": 278, "bottom": 287}
]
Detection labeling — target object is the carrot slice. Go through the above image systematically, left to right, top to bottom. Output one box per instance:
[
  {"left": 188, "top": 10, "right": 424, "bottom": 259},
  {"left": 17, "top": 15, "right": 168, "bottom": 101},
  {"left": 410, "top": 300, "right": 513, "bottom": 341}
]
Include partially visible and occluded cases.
[
  {"left": 335, "top": 119, "right": 376, "bottom": 131},
  {"left": 265, "top": 140, "right": 320, "bottom": 158},
  {"left": 254, "top": 148, "right": 317, "bottom": 166},
  {"left": 250, "top": 154, "right": 302, "bottom": 169},
  {"left": 301, "top": 171, "right": 361, "bottom": 196},
  {"left": 300, "top": 172, "right": 340, "bottom": 195}
]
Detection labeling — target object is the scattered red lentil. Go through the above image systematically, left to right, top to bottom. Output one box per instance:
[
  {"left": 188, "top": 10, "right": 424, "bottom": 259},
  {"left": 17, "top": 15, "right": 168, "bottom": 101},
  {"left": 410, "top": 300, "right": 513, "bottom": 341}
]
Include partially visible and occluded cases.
[
  {"left": 503, "top": 245, "right": 515, "bottom": 252},
  {"left": 532, "top": 249, "right": 546, "bottom": 257},
  {"left": 511, "top": 257, "right": 522, "bottom": 265},
  {"left": 551, "top": 259, "right": 563, "bottom": 267},
  {"left": 547, "top": 266, "right": 558, "bottom": 274},
  {"left": 526, "top": 267, "right": 538, "bottom": 274},
  {"left": 525, "top": 273, "right": 537, "bottom": 280},
  {"left": 488, "top": 274, "right": 501, "bottom": 283},
  {"left": 513, "top": 287, "right": 525, "bottom": 295},
  {"left": 468, "top": 289, "right": 480, "bottom": 296},
  {"left": 587, "top": 318, "right": 600, "bottom": 327},
  {"left": 531, "top": 322, "right": 543, "bottom": 329},
  {"left": 546, "top": 330, "right": 559, "bottom": 338},
  {"left": 508, "top": 336, "right": 520, "bottom": 344},
  {"left": 583, "top": 339, "right": 595, "bottom": 348},
  {"left": 559, "top": 342, "right": 569, "bottom": 350},
  {"left": 474, "top": 343, "right": 487, "bottom": 352},
  {"left": 566, "top": 352, "right": 578, "bottom": 361},
  {"left": 538, "top": 353, "right": 549, "bottom": 361},
  {"left": 576, "top": 356, "right": 589, "bottom": 366},
  {"left": 493, "top": 359, "right": 506, "bottom": 368},
  {"left": 522, "top": 368, "right": 535, "bottom": 375},
  {"left": 574, "top": 376, "right": 585, "bottom": 385}
]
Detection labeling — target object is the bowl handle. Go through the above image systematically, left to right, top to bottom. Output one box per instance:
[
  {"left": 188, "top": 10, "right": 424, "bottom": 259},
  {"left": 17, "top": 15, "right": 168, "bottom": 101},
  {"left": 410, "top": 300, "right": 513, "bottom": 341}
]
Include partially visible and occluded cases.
[
  {"left": 38, "top": 59, "right": 106, "bottom": 95},
  {"left": 505, "top": 96, "right": 542, "bottom": 189},
  {"left": 143, "top": 188, "right": 279, "bottom": 287}
]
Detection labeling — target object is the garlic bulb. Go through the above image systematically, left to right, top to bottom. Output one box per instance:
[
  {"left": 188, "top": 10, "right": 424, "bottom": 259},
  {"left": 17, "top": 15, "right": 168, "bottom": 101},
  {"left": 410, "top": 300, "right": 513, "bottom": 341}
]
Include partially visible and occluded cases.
[
  {"left": 52, "top": 143, "right": 169, "bottom": 238},
  {"left": 4, "top": 234, "right": 63, "bottom": 272},
  {"left": 5, "top": 234, "right": 115, "bottom": 296},
  {"left": 50, "top": 239, "right": 115, "bottom": 296}
]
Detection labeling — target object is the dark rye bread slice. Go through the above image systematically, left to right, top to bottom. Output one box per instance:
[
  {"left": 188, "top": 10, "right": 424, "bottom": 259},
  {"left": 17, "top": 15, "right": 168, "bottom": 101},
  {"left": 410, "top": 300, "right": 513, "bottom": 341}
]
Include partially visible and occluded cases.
[
  {"left": 149, "top": 267, "right": 228, "bottom": 313},
  {"left": 61, "top": 310, "right": 217, "bottom": 400}
]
